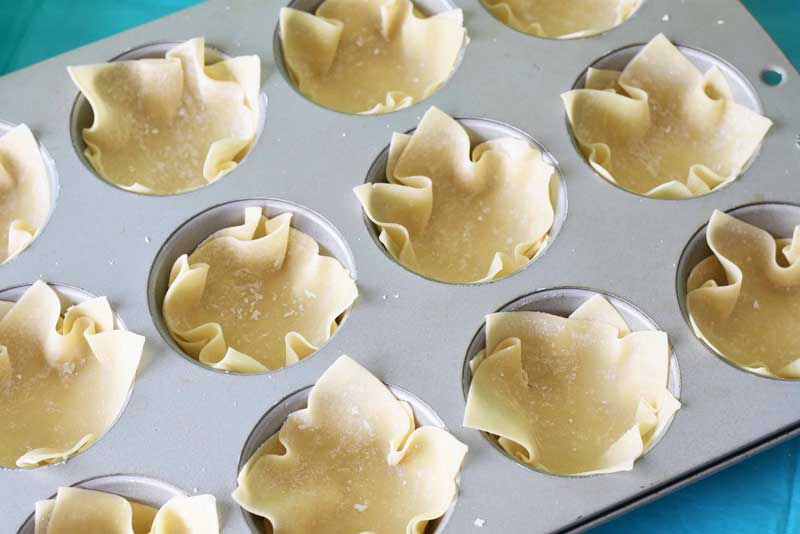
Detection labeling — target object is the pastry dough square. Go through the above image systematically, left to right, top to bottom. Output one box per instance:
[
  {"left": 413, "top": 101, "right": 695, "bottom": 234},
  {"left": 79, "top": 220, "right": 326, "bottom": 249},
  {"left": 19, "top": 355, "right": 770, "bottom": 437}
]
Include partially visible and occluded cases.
[
  {"left": 280, "top": 0, "right": 465, "bottom": 114},
  {"left": 562, "top": 34, "right": 772, "bottom": 198},
  {"left": 68, "top": 38, "right": 260, "bottom": 195},
  {"left": 355, "top": 107, "right": 556, "bottom": 283},
  {"left": 163, "top": 207, "right": 358, "bottom": 373},
  {"left": 687, "top": 210, "right": 800, "bottom": 378},
  {"left": 0, "top": 282, "right": 144, "bottom": 468},
  {"left": 464, "top": 295, "right": 680, "bottom": 475},
  {"left": 233, "top": 355, "right": 467, "bottom": 534}
]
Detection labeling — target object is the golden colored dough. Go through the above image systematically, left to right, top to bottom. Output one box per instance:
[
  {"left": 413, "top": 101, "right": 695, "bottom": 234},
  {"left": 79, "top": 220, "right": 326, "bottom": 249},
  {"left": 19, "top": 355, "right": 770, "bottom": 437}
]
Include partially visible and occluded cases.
[
  {"left": 280, "top": 0, "right": 465, "bottom": 114},
  {"left": 483, "top": 0, "right": 640, "bottom": 38},
  {"left": 562, "top": 34, "right": 772, "bottom": 198},
  {"left": 68, "top": 38, "right": 260, "bottom": 195},
  {"left": 355, "top": 107, "right": 555, "bottom": 283},
  {"left": 0, "top": 125, "right": 50, "bottom": 263},
  {"left": 163, "top": 207, "right": 358, "bottom": 373},
  {"left": 687, "top": 210, "right": 800, "bottom": 378},
  {"left": 0, "top": 281, "right": 144, "bottom": 468},
  {"left": 464, "top": 295, "right": 680, "bottom": 475},
  {"left": 233, "top": 355, "right": 467, "bottom": 534},
  {"left": 34, "top": 487, "right": 218, "bottom": 534}
]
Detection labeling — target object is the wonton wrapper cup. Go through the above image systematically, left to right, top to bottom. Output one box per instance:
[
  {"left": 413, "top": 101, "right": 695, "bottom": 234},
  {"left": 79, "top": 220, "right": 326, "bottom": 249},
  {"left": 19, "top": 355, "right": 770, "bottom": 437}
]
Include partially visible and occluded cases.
[
  {"left": 276, "top": 0, "right": 467, "bottom": 114},
  {"left": 481, "top": 0, "right": 641, "bottom": 39},
  {"left": 564, "top": 35, "right": 770, "bottom": 199},
  {"left": 69, "top": 39, "right": 265, "bottom": 195},
  {"left": 358, "top": 109, "right": 566, "bottom": 284},
  {"left": 0, "top": 122, "right": 58, "bottom": 265},
  {"left": 149, "top": 199, "right": 357, "bottom": 375},
  {"left": 677, "top": 203, "right": 800, "bottom": 379},
  {"left": 0, "top": 282, "right": 143, "bottom": 469},
  {"left": 462, "top": 288, "right": 681, "bottom": 475},
  {"left": 235, "top": 356, "right": 464, "bottom": 533},
  {"left": 17, "top": 474, "right": 187, "bottom": 534}
]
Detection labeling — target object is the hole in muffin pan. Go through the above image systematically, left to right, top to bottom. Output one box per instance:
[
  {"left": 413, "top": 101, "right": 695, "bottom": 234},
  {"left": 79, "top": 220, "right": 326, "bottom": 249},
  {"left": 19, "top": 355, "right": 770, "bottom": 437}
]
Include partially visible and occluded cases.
[
  {"left": 273, "top": 0, "right": 468, "bottom": 116},
  {"left": 478, "top": 0, "right": 645, "bottom": 41},
  {"left": 68, "top": 41, "right": 268, "bottom": 196},
  {"left": 567, "top": 41, "right": 765, "bottom": 199},
  {"left": 760, "top": 66, "right": 785, "bottom": 87},
  {"left": 361, "top": 117, "right": 568, "bottom": 285},
  {"left": 0, "top": 120, "right": 60, "bottom": 266},
  {"left": 147, "top": 198, "right": 357, "bottom": 375},
  {"left": 675, "top": 201, "right": 800, "bottom": 380},
  {"left": 0, "top": 283, "right": 132, "bottom": 471},
  {"left": 461, "top": 287, "right": 682, "bottom": 476},
  {"left": 237, "top": 383, "right": 454, "bottom": 533},
  {"left": 16, "top": 473, "right": 188, "bottom": 534}
]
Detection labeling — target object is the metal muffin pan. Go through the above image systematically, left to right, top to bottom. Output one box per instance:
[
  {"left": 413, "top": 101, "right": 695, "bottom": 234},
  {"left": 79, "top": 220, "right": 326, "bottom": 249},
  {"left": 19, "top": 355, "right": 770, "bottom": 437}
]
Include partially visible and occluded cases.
[{"left": 0, "top": 0, "right": 798, "bottom": 532}]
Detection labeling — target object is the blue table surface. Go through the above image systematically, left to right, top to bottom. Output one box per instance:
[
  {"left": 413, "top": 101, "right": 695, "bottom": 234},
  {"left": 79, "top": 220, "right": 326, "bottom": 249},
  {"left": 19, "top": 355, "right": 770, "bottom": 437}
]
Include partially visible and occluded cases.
[{"left": 1, "top": 1, "right": 798, "bottom": 532}]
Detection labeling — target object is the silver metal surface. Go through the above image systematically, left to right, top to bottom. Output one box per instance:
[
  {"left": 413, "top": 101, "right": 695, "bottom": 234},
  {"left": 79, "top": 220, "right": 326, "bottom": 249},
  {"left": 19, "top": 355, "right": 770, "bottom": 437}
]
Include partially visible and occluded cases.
[{"left": 0, "top": 0, "right": 798, "bottom": 532}]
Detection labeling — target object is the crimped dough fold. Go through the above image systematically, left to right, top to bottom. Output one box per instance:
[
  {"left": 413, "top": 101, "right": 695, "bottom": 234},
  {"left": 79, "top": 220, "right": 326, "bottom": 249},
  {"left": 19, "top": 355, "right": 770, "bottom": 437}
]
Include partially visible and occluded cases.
[
  {"left": 483, "top": 0, "right": 640, "bottom": 39},
  {"left": 0, "top": 125, "right": 50, "bottom": 263},
  {"left": 687, "top": 210, "right": 800, "bottom": 378}
]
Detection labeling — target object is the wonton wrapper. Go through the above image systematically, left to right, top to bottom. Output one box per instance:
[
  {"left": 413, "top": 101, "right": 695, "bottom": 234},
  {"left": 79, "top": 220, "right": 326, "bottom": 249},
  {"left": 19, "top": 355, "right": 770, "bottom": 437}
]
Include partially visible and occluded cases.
[
  {"left": 280, "top": 0, "right": 465, "bottom": 114},
  {"left": 483, "top": 0, "right": 640, "bottom": 39},
  {"left": 562, "top": 34, "right": 772, "bottom": 199},
  {"left": 68, "top": 37, "right": 260, "bottom": 195},
  {"left": 355, "top": 107, "right": 555, "bottom": 283},
  {"left": 0, "top": 125, "right": 51, "bottom": 264},
  {"left": 163, "top": 207, "right": 358, "bottom": 373},
  {"left": 687, "top": 210, "right": 800, "bottom": 378},
  {"left": 0, "top": 281, "right": 144, "bottom": 468},
  {"left": 464, "top": 295, "right": 680, "bottom": 475},
  {"left": 233, "top": 355, "right": 467, "bottom": 533},
  {"left": 34, "top": 486, "right": 218, "bottom": 534}
]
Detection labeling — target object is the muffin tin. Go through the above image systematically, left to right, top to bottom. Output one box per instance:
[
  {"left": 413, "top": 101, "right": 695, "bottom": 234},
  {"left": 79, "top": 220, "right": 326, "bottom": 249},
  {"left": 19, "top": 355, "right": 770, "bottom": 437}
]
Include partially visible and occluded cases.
[{"left": 1, "top": 0, "right": 798, "bottom": 532}]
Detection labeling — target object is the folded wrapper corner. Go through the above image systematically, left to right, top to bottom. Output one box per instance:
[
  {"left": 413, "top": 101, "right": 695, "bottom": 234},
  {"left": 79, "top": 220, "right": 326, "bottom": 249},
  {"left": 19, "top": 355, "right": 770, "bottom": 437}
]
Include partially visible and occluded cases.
[
  {"left": 280, "top": 0, "right": 465, "bottom": 114},
  {"left": 482, "top": 0, "right": 640, "bottom": 39},
  {"left": 561, "top": 34, "right": 772, "bottom": 199},
  {"left": 68, "top": 37, "right": 260, "bottom": 195},
  {"left": 355, "top": 107, "right": 555, "bottom": 283},
  {"left": 0, "top": 124, "right": 50, "bottom": 263},
  {"left": 163, "top": 207, "right": 358, "bottom": 373},
  {"left": 687, "top": 210, "right": 800, "bottom": 378},
  {"left": 0, "top": 281, "right": 144, "bottom": 468},
  {"left": 464, "top": 295, "right": 680, "bottom": 475},
  {"left": 233, "top": 355, "right": 467, "bottom": 533},
  {"left": 34, "top": 486, "right": 219, "bottom": 534}
]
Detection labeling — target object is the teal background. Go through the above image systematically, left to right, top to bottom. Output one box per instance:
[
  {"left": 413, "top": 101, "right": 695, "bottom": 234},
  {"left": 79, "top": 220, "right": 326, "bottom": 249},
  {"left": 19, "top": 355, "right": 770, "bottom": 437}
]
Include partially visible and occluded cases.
[{"left": 0, "top": 1, "right": 798, "bottom": 532}]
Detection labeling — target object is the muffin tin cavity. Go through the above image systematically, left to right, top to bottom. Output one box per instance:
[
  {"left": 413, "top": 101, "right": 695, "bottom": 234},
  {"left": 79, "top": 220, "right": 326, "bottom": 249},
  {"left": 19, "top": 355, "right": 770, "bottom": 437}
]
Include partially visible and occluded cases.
[
  {"left": 274, "top": 0, "right": 467, "bottom": 115},
  {"left": 566, "top": 38, "right": 766, "bottom": 199},
  {"left": 69, "top": 41, "right": 267, "bottom": 195},
  {"left": 361, "top": 115, "right": 567, "bottom": 284},
  {"left": 0, "top": 121, "right": 59, "bottom": 265},
  {"left": 148, "top": 198, "right": 357, "bottom": 374},
  {"left": 676, "top": 202, "right": 800, "bottom": 379},
  {"left": 0, "top": 282, "right": 137, "bottom": 470},
  {"left": 462, "top": 287, "right": 681, "bottom": 474},
  {"left": 237, "top": 381, "right": 454, "bottom": 533},
  {"left": 16, "top": 474, "right": 188, "bottom": 534}
]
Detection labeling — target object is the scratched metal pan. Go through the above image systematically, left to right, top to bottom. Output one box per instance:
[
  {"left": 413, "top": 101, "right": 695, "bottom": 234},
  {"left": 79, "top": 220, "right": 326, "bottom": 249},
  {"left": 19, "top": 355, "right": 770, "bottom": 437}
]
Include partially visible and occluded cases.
[{"left": 1, "top": 0, "right": 798, "bottom": 532}]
